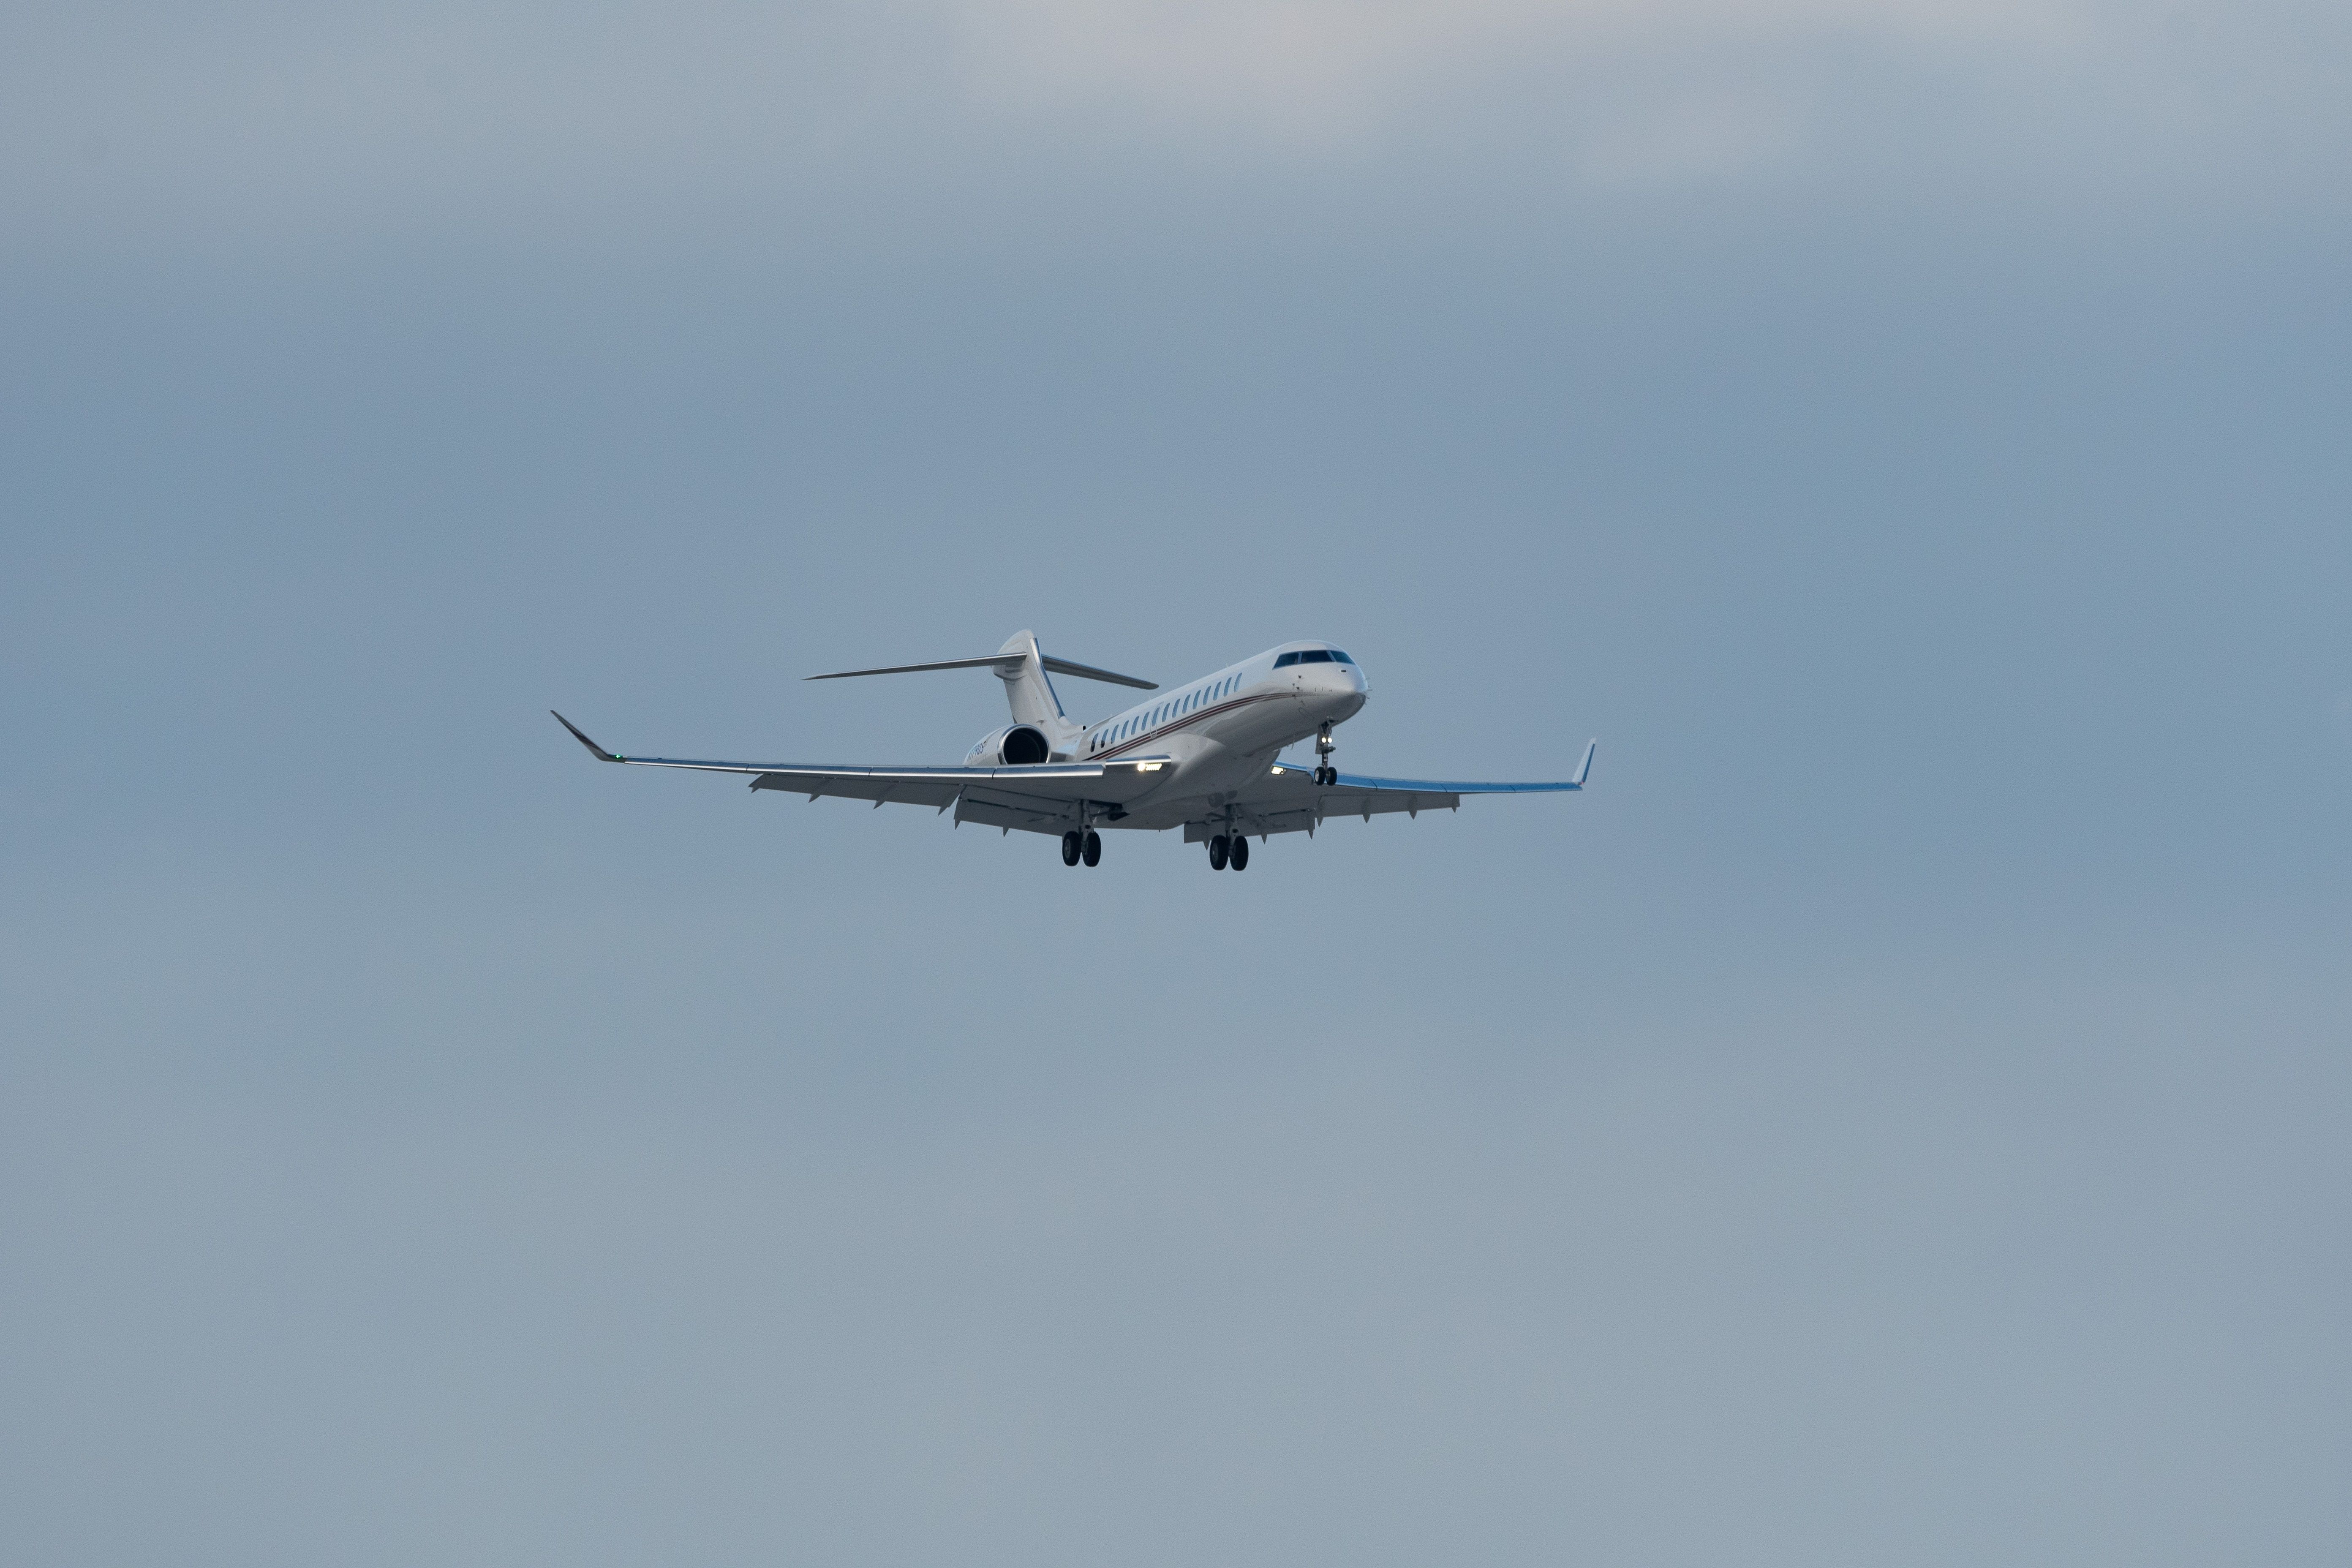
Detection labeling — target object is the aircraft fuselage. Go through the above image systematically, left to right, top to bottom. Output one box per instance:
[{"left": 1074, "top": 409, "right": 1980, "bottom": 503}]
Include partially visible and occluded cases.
[{"left": 964, "top": 641, "right": 1367, "bottom": 822}]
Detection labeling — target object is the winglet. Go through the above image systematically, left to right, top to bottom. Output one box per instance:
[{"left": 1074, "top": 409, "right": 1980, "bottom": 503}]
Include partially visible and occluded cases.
[
  {"left": 551, "top": 710, "right": 622, "bottom": 762},
  {"left": 1572, "top": 740, "right": 1596, "bottom": 788}
]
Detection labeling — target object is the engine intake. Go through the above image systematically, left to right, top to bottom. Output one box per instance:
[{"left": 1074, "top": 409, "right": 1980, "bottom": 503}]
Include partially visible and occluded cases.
[{"left": 999, "top": 725, "right": 1050, "bottom": 766}]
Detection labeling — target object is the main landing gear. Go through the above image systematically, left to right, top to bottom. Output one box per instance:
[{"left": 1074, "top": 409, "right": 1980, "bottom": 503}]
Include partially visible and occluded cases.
[
  {"left": 1312, "top": 719, "right": 1338, "bottom": 787},
  {"left": 1061, "top": 829, "right": 1101, "bottom": 867},
  {"left": 1208, "top": 833, "right": 1249, "bottom": 871}
]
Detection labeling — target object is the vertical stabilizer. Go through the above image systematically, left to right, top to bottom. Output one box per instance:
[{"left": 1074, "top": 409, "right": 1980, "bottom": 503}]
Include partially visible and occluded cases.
[{"left": 996, "top": 631, "right": 1082, "bottom": 752}]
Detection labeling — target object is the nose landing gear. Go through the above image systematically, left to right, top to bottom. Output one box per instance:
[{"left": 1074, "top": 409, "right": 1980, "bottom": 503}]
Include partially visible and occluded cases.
[{"left": 1312, "top": 720, "right": 1337, "bottom": 787}]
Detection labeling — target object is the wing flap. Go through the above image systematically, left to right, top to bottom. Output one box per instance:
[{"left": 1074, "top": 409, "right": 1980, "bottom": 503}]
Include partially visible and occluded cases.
[
  {"left": 555, "top": 712, "right": 1154, "bottom": 809},
  {"left": 1181, "top": 750, "right": 1590, "bottom": 839},
  {"left": 1267, "top": 758, "right": 1590, "bottom": 793},
  {"left": 749, "top": 772, "right": 963, "bottom": 808}
]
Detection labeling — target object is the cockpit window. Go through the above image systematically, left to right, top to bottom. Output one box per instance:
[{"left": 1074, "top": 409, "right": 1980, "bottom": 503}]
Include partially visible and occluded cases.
[
  {"left": 1297, "top": 649, "right": 1334, "bottom": 663},
  {"left": 1329, "top": 650, "right": 1354, "bottom": 664},
  {"left": 1273, "top": 652, "right": 1299, "bottom": 668}
]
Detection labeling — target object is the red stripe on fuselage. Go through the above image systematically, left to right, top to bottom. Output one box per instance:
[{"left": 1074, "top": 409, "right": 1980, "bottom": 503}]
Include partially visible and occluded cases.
[{"left": 1092, "top": 691, "right": 1279, "bottom": 761}]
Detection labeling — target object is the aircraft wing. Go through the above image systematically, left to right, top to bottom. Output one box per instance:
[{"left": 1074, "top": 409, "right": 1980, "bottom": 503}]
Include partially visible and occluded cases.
[
  {"left": 552, "top": 711, "right": 1167, "bottom": 818},
  {"left": 1181, "top": 743, "right": 1595, "bottom": 841}
]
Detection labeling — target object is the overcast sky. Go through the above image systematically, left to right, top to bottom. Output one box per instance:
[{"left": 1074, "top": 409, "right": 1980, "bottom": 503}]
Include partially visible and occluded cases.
[{"left": 4, "top": 4, "right": 2348, "bottom": 1565}]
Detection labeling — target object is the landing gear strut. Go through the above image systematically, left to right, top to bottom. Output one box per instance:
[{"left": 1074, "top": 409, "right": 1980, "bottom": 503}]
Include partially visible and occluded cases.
[{"left": 1312, "top": 720, "right": 1337, "bottom": 787}]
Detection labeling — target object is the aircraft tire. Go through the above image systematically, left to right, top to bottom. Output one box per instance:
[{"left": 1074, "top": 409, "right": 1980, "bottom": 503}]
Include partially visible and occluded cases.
[
  {"left": 1061, "top": 830, "right": 1081, "bottom": 866},
  {"left": 1082, "top": 830, "right": 1102, "bottom": 867},
  {"left": 1208, "top": 834, "right": 1228, "bottom": 870},
  {"left": 1229, "top": 835, "right": 1250, "bottom": 871}
]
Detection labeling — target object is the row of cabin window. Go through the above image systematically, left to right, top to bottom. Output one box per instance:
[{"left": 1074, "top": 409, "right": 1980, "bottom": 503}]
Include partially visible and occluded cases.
[{"left": 1092, "top": 672, "right": 1244, "bottom": 751}]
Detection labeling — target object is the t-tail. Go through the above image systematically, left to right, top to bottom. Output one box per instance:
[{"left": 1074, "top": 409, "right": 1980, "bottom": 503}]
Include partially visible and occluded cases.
[{"left": 804, "top": 630, "right": 1158, "bottom": 760}]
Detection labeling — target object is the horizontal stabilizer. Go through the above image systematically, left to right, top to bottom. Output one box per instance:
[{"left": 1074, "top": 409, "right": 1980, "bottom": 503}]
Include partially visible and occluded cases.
[
  {"left": 806, "top": 651, "right": 1156, "bottom": 689},
  {"left": 805, "top": 655, "right": 1019, "bottom": 681},
  {"left": 1037, "top": 655, "right": 1156, "bottom": 689}
]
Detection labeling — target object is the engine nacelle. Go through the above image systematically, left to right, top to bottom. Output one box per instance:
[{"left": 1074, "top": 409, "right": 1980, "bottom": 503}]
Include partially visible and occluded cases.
[{"left": 966, "top": 724, "right": 1054, "bottom": 766}]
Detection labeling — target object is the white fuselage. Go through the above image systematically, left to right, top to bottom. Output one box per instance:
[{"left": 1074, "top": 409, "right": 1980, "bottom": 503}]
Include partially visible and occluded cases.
[{"left": 965, "top": 641, "right": 1369, "bottom": 825}]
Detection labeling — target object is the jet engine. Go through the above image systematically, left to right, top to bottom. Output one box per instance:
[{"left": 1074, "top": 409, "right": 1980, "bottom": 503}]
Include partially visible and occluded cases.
[{"left": 968, "top": 724, "right": 1053, "bottom": 766}]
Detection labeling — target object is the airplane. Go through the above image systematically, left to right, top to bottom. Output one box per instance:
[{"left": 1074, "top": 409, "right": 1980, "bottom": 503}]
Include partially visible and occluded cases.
[{"left": 553, "top": 630, "right": 1594, "bottom": 870}]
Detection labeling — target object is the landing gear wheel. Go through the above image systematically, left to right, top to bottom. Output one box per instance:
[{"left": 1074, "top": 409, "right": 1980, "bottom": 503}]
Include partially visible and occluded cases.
[
  {"left": 1315, "top": 765, "right": 1336, "bottom": 786},
  {"left": 1081, "top": 829, "right": 1101, "bottom": 867},
  {"left": 1061, "top": 830, "right": 1081, "bottom": 866},
  {"left": 1208, "top": 834, "right": 1228, "bottom": 870},
  {"left": 1228, "top": 835, "right": 1250, "bottom": 871}
]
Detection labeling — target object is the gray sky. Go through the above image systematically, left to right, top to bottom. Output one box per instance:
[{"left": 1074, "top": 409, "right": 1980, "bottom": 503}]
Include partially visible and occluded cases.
[{"left": 4, "top": 4, "right": 2348, "bottom": 1565}]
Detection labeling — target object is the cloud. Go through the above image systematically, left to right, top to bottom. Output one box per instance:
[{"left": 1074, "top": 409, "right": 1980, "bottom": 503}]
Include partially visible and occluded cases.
[
  {"left": 0, "top": 0, "right": 2342, "bottom": 256},
  {"left": 946, "top": 0, "right": 2072, "bottom": 144}
]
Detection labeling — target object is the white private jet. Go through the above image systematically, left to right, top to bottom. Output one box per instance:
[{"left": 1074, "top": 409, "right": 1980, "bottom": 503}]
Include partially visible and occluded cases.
[{"left": 553, "top": 631, "right": 1593, "bottom": 870}]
